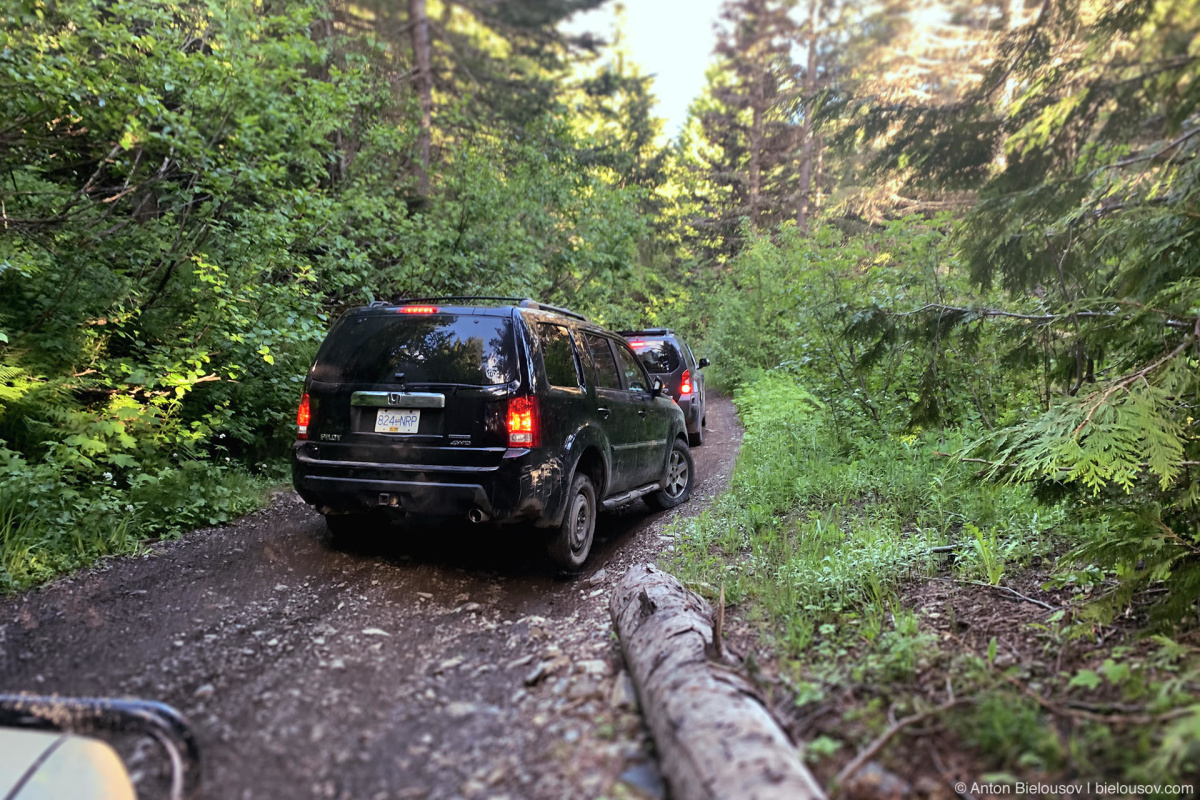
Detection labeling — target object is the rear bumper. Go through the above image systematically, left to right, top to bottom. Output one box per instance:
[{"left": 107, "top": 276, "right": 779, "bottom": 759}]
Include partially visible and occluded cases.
[
  {"left": 677, "top": 395, "right": 701, "bottom": 428},
  {"left": 291, "top": 444, "right": 563, "bottom": 523},
  {"left": 296, "top": 473, "right": 493, "bottom": 516}
]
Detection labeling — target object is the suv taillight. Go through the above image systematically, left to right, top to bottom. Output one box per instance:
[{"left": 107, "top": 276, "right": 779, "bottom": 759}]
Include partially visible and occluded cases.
[
  {"left": 680, "top": 369, "right": 693, "bottom": 397},
  {"left": 297, "top": 393, "right": 311, "bottom": 439},
  {"left": 506, "top": 395, "right": 540, "bottom": 448}
]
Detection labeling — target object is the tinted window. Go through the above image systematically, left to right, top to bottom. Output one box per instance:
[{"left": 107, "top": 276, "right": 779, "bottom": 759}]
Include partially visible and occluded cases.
[
  {"left": 311, "top": 313, "right": 515, "bottom": 385},
  {"left": 538, "top": 323, "right": 580, "bottom": 388},
  {"left": 585, "top": 334, "right": 622, "bottom": 390},
  {"left": 629, "top": 339, "right": 681, "bottom": 373},
  {"left": 683, "top": 342, "right": 697, "bottom": 369},
  {"left": 614, "top": 344, "right": 648, "bottom": 392}
]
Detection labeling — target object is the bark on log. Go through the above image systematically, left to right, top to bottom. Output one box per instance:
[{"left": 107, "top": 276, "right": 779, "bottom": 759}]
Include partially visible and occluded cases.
[{"left": 609, "top": 564, "right": 827, "bottom": 800}]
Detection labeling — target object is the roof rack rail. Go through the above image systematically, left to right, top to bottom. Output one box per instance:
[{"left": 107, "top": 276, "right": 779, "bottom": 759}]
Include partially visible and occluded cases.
[
  {"left": 374, "top": 296, "right": 590, "bottom": 323},
  {"left": 385, "top": 296, "right": 529, "bottom": 307},
  {"left": 517, "top": 298, "right": 589, "bottom": 322},
  {"left": 618, "top": 328, "right": 671, "bottom": 337}
]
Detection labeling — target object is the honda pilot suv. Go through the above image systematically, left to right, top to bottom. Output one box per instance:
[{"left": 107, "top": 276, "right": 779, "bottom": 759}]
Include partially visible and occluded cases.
[
  {"left": 292, "top": 298, "right": 694, "bottom": 569},
  {"left": 621, "top": 329, "right": 709, "bottom": 446}
]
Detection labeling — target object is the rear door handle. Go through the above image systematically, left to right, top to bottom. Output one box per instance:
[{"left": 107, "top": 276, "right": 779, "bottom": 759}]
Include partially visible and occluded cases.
[
  {"left": 597, "top": 407, "right": 610, "bottom": 419},
  {"left": 637, "top": 408, "right": 647, "bottom": 417}
]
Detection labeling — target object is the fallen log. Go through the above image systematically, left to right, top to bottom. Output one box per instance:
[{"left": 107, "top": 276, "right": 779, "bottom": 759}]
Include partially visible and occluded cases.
[{"left": 609, "top": 563, "right": 827, "bottom": 800}]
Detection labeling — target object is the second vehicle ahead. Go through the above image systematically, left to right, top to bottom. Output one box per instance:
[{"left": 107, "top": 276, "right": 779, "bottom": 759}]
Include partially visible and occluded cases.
[
  {"left": 292, "top": 297, "right": 694, "bottom": 570},
  {"left": 621, "top": 328, "right": 709, "bottom": 446}
]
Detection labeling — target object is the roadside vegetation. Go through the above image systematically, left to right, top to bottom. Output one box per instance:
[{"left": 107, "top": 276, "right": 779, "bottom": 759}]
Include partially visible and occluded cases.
[
  {"left": 2, "top": 0, "right": 1198, "bottom": 788},
  {"left": 662, "top": 0, "right": 1200, "bottom": 788},
  {"left": 668, "top": 370, "right": 1199, "bottom": 786}
]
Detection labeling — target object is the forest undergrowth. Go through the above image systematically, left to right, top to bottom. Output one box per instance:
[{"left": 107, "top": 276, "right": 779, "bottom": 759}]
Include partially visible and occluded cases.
[{"left": 665, "top": 374, "right": 1200, "bottom": 790}]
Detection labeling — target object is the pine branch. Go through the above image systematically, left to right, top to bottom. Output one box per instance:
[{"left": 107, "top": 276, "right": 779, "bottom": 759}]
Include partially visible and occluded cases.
[
  {"left": 967, "top": 0, "right": 1053, "bottom": 104},
  {"left": 1112, "top": 127, "right": 1200, "bottom": 169},
  {"left": 898, "top": 303, "right": 1194, "bottom": 331},
  {"left": 931, "top": 453, "right": 1199, "bottom": 473},
  {"left": 1150, "top": 518, "right": 1200, "bottom": 556},
  {"left": 1000, "top": 673, "right": 1197, "bottom": 726}
]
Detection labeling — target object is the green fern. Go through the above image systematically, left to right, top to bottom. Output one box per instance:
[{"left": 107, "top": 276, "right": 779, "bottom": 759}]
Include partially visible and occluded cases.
[{"left": 0, "top": 363, "right": 42, "bottom": 406}]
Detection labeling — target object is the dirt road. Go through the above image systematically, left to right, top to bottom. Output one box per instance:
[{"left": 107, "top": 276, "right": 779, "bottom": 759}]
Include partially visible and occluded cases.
[{"left": 1, "top": 395, "right": 743, "bottom": 800}]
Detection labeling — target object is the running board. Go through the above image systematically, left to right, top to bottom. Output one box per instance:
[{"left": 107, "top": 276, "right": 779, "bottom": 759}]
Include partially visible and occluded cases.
[{"left": 601, "top": 482, "right": 661, "bottom": 510}]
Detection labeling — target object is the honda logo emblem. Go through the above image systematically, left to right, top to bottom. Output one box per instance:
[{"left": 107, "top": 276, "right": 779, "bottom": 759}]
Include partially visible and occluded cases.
[{"left": 388, "top": 392, "right": 403, "bottom": 405}]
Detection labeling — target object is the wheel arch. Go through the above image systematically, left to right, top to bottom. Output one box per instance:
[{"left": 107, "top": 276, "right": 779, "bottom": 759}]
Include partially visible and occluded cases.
[
  {"left": 542, "top": 432, "right": 609, "bottom": 528},
  {"left": 571, "top": 444, "right": 608, "bottom": 502}
]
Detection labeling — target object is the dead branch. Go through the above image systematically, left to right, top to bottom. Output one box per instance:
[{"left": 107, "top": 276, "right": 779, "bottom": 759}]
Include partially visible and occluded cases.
[{"left": 834, "top": 698, "right": 970, "bottom": 788}]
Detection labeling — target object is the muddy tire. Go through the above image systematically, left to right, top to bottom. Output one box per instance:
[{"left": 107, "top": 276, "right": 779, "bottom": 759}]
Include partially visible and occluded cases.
[
  {"left": 688, "top": 422, "right": 704, "bottom": 447},
  {"left": 646, "top": 439, "right": 694, "bottom": 511},
  {"left": 547, "top": 473, "right": 597, "bottom": 572}
]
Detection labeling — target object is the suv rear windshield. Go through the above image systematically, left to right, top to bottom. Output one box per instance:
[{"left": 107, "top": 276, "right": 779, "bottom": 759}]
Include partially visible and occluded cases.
[
  {"left": 311, "top": 312, "right": 516, "bottom": 386},
  {"left": 628, "top": 338, "right": 681, "bottom": 373}
]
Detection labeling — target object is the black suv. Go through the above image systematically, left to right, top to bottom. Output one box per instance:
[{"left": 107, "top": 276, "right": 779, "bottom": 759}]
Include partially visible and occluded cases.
[
  {"left": 292, "top": 298, "right": 694, "bottom": 569},
  {"left": 621, "top": 329, "right": 709, "bottom": 446}
]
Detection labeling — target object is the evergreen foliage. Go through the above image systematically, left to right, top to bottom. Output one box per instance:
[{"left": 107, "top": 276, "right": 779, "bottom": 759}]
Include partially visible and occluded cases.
[{"left": 831, "top": 0, "right": 1200, "bottom": 620}]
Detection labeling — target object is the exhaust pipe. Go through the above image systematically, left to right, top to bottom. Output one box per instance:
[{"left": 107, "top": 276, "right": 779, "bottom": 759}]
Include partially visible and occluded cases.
[{"left": 467, "top": 507, "right": 488, "bottom": 524}]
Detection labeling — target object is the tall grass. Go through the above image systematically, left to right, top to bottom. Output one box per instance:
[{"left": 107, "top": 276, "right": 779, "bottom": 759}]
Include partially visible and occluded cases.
[{"left": 664, "top": 372, "right": 1059, "bottom": 654}]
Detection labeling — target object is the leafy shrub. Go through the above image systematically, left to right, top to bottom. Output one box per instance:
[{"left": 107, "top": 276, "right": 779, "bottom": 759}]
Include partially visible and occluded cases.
[
  {"left": 0, "top": 0, "right": 654, "bottom": 588},
  {"left": 0, "top": 440, "right": 268, "bottom": 591}
]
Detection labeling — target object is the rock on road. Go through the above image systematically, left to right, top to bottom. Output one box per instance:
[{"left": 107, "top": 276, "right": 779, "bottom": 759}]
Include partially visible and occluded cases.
[{"left": 1, "top": 395, "right": 743, "bottom": 800}]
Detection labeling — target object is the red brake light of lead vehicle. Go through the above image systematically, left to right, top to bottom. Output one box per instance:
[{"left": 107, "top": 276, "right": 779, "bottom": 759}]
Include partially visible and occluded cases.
[
  {"left": 399, "top": 305, "right": 438, "bottom": 314},
  {"left": 679, "top": 369, "right": 693, "bottom": 397},
  {"left": 297, "top": 393, "right": 311, "bottom": 439},
  {"left": 507, "top": 395, "right": 541, "bottom": 448}
]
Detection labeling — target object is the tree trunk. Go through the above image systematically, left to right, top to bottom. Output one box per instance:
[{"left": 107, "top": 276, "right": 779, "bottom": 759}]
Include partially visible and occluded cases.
[
  {"left": 409, "top": 0, "right": 433, "bottom": 196},
  {"left": 797, "top": 0, "right": 821, "bottom": 229},
  {"left": 993, "top": 0, "right": 1027, "bottom": 171},
  {"left": 748, "top": 77, "right": 764, "bottom": 223},
  {"left": 609, "top": 564, "right": 827, "bottom": 800}
]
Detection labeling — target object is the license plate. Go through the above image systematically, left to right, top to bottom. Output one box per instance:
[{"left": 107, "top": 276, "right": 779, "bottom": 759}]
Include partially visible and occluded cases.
[{"left": 374, "top": 409, "right": 420, "bottom": 434}]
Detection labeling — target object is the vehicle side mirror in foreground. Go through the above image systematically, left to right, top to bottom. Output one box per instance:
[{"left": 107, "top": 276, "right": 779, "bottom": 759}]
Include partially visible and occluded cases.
[
  {"left": 697, "top": 358, "right": 710, "bottom": 369},
  {"left": 651, "top": 378, "right": 666, "bottom": 396},
  {"left": 0, "top": 694, "right": 201, "bottom": 799}
]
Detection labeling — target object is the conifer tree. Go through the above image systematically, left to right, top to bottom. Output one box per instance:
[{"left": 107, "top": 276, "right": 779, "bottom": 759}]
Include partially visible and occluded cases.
[{"left": 687, "top": 0, "right": 800, "bottom": 259}]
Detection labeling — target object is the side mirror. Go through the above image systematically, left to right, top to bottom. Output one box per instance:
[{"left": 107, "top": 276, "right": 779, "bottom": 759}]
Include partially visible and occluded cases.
[
  {"left": 698, "top": 358, "right": 710, "bottom": 369},
  {"left": 651, "top": 378, "right": 666, "bottom": 396}
]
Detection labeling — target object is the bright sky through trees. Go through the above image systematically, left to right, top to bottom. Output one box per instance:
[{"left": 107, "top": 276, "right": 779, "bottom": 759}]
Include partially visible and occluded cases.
[
  {"left": 563, "top": 0, "right": 724, "bottom": 137},
  {"left": 565, "top": 1, "right": 959, "bottom": 139}
]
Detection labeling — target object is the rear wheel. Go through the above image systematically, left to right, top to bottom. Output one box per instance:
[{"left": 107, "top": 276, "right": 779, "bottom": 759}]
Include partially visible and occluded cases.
[
  {"left": 688, "top": 421, "right": 704, "bottom": 447},
  {"left": 646, "top": 439, "right": 694, "bottom": 511},
  {"left": 547, "top": 473, "right": 597, "bottom": 572}
]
